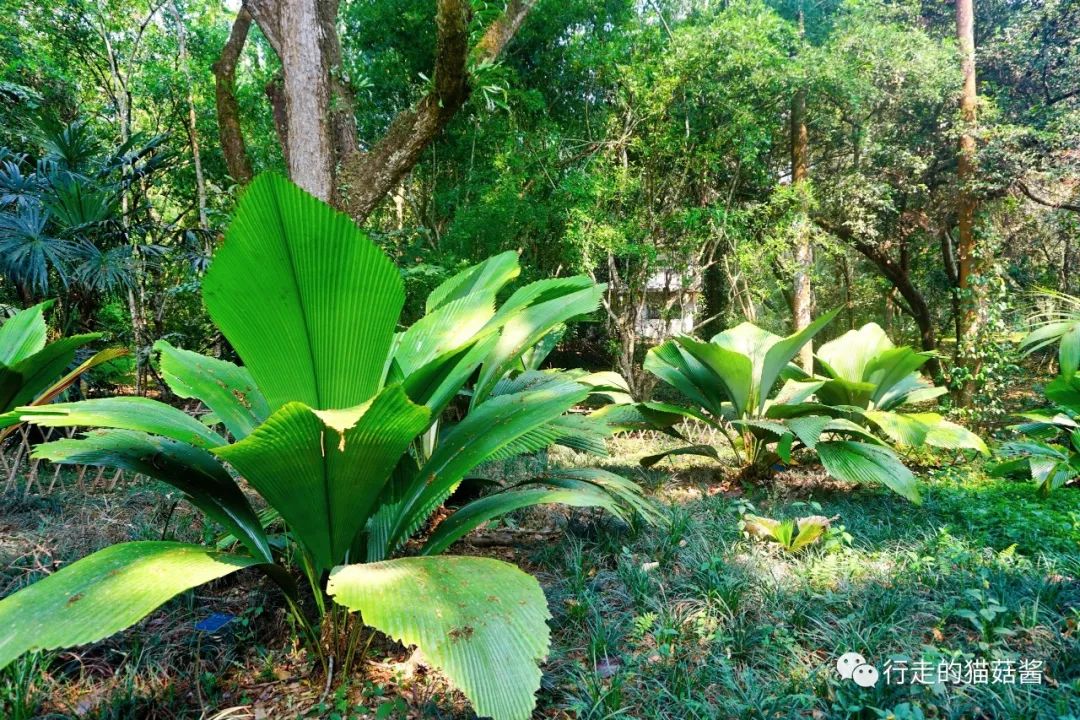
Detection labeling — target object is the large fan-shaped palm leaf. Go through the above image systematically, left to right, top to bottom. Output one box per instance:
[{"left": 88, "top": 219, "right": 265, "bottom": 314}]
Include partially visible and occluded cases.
[{"left": 2, "top": 174, "right": 654, "bottom": 720}]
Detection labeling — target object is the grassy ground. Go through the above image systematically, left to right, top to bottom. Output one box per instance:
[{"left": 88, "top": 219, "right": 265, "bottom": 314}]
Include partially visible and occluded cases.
[{"left": 1, "top": 440, "right": 1078, "bottom": 719}]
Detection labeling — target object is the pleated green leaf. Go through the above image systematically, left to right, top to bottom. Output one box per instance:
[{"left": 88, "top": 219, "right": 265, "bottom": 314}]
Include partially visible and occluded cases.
[
  {"left": 203, "top": 173, "right": 404, "bottom": 411},
  {"left": 426, "top": 251, "right": 520, "bottom": 313},
  {"left": 483, "top": 276, "right": 595, "bottom": 331},
  {"left": 473, "top": 283, "right": 603, "bottom": 405},
  {"left": 394, "top": 292, "right": 496, "bottom": 378},
  {"left": 0, "top": 301, "right": 51, "bottom": 365},
  {"left": 757, "top": 309, "right": 839, "bottom": 413},
  {"left": 816, "top": 322, "right": 896, "bottom": 386},
  {"left": 1058, "top": 325, "right": 1080, "bottom": 379},
  {"left": 0, "top": 333, "right": 101, "bottom": 411},
  {"left": 401, "top": 334, "right": 498, "bottom": 418},
  {"left": 675, "top": 336, "right": 754, "bottom": 417},
  {"left": 155, "top": 341, "right": 268, "bottom": 440},
  {"left": 644, "top": 341, "right": 727, "bottom": 416},
  {"left": 21, "top": 347, "right": 127, "bottom": 409},
  {"left": 865, "top": 347, "right": 934, "bottom": 406},
  {"left": 875, "top": 373, "right": 945, "bottom": 411},
  {"left": 1046, "top": 373, "right": 1080, "bottom": 414},
  {"left": 814, "top": 375, "right": 877, "bottom": 409},
  {"left": 773, "top": 379, "right": 825, "bottom": 406},
  {"left": 387, "top": 380, "right": 589, "bottom": 552},
  {"left": 214, "top": 385, "right": 429, "bottom": 569},
  {"left": 17, "top": 397, "right": 226, "bottom": 448},
  {"left": 865, "top": 411, "right": 988, "bottom": 455},
  {"left": 784, "top": 415, "right": 834, "bottom": 450},
  {"left": 924, "top": 418, "right": 989, "bottom": 455},
  {"left": 33, "top": 430, "right": 271, "bottom": 562},
  {"left": 817, "top": 440, "right": 920, "bottom": 503},
  {"left": 641, "top": 444, "right": 722, "bottom": 468},
  {"left": 531, "top": 467, "right": 664, "bottom": 524},
  {"left": 422, "top": 486, "right": 624, "bottom": 555},
  {"left": 0, "top": 542, "right": 261, "bottom": 669},
  {"left": 327, "top": 556, "right": 551, "bottom": 720}
]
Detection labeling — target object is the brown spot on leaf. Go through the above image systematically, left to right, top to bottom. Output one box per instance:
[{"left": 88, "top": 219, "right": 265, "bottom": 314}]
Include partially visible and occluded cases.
[{"left": 449, "top": 626, "right": 474, "bottom": 641}]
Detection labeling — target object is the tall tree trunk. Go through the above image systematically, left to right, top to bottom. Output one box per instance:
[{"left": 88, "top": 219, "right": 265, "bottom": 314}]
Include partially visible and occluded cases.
[
  {"left": 169, "top": 0, "right": 208, "bottom": 229},
  {"left": 233, "top": 0, "right": 535, "bottom": 222},
  {"left": 279, "top": 0, "right": 334, "bottom": 199},
  {"left": 953, "top": 0, "right": 982, "bottom": 405},
  {"left": 790, "top": 6, "right": 813, "bottom": 372},
  {"left": 212, "top": 8, "right": 254, "bottom": 185},
  {"left": 790, "top": 84, "right": 813, "bottom": 372}
]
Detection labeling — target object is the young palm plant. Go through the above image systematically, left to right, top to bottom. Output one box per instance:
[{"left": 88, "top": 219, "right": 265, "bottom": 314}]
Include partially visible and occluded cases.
[
  {"left": 0, "top": 174, "right": 654, "bottom": 720},
  {"left": 1019, "top": 289, "right": 1080, "bottom": 378},
  {"left": 992, "top": 295, "right": 1080, "bottom": 493},
  {"left": 0, "top": 301, "right": 123, "bottom": 435},
  {"left": 640, "top": 316, "right": 985, "bottom": 502},
  {"left": 813, "top": 323, "right": 987, "bottom": 456},
  {"left": 991, "top": 372, "right": 1080, "bottom": 493}
]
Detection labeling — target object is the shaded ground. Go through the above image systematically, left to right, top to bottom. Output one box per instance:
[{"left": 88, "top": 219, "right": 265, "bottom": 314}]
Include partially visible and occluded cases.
[{"left": 1, "top": 438, "right": 1078, "bottom": 719}]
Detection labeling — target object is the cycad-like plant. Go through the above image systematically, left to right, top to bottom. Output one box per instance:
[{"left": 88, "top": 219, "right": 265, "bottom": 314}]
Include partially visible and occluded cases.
[
  {"left": 0, "top": 120, "right": 170, "bottom": 297},
  {"left": 0, "top": 174, "right": 654, "bottom": 720},
  {"left": 0, "top": 301, "right": 122, "bottom": 435},
  {"left": 640, "top": 316, "right": 985, "bottom": 503}
]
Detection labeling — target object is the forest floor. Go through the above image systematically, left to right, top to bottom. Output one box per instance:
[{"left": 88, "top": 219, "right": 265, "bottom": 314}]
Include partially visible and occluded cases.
[{"left": 1, "top": 437, "right": 1079, "bottom": 720}]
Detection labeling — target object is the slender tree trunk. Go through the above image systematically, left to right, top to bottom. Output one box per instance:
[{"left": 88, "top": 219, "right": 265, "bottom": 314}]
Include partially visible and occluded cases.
[
  {"left": 169, "top": 0, "right": 208, "bottom": 229},
  {"left": 233, "top": 0, "right": 534, "bottom": 222},
  {"left": 279, "top": 0, "right": 334, "bottom": 199},
  {"left": 953, "top": 0, "right": 982, "bottom": 405},
  {"left": 212, "top": 8, "right": 254, "bottom": 185},
  {"left": 790, "top": 84, "right": 813, "bottom": 371},
  {"left": 701, "top": 261, "right": 728, "bottom": 337}
]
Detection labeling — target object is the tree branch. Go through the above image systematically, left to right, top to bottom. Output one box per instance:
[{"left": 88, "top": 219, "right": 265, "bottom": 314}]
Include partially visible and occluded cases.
[
  {"left": 243, "top": 0, "right": 281, "bottom": 55},
  {"left": 337, "top": 0, "right": 535, "bottom": 223},
  {"left": 1015, "top": 180, "right": 1080, "bottom": 212}
]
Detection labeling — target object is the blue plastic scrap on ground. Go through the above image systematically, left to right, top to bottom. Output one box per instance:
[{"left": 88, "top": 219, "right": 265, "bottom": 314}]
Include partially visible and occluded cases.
[{"left": 194, "top": 612, "right": 235, "bottom": 633}]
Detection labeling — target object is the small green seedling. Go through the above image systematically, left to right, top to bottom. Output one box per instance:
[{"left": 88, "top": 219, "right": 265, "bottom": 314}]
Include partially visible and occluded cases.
[{"left": 741, "top": 513, "right": 836, "bottom": 552}]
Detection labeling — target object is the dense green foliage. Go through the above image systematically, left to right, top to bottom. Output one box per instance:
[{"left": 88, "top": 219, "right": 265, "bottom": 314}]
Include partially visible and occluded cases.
[{"left": 0, "top": 0, "right": 1075, "bottom": 394}]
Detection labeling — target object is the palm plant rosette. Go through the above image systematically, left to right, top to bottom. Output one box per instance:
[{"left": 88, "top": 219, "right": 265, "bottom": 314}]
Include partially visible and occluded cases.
[
  {"left": 0, "top": 173, "right": 657, "bottom": 720},
  {"left": 637, "top": 317, "right": 987, "bottom": 503}
]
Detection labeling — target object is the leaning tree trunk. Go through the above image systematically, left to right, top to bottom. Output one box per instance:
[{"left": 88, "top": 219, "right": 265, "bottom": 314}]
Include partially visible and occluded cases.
[
  {"left": 953, "top": 0, "right": 983, "bottom": 405},
  {"left": 213, "top": 8, "right": 254, "bottom": 185}
]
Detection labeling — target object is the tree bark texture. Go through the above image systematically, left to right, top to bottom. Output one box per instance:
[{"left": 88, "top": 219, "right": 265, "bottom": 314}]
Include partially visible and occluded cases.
[
  {"left": 220, "top": 0, "right": 535, "bottom": 221},
  {"left": 953, "top": 0, "right": 982, "bottom": 404},
  {"left": 212, "top": 8, "right": 254, "bottom": 185},
  {"left": 790, "top": 84, "right": 814, "bottom": 372}
]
